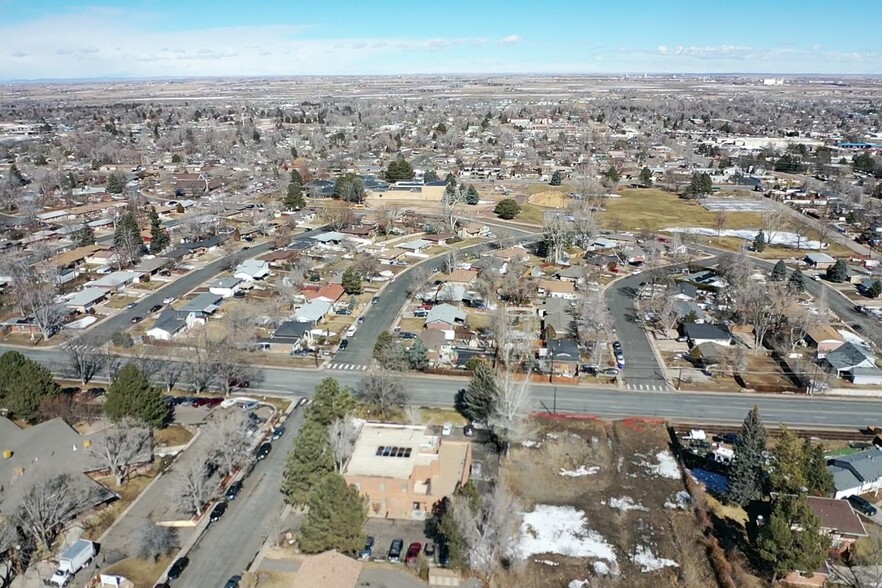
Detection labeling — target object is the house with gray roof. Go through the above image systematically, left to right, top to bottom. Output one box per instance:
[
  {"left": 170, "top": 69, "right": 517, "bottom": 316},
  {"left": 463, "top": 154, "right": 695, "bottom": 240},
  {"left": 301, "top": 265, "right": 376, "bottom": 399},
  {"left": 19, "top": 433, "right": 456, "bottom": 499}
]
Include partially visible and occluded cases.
[
  {"left": 311, "top": 231, "right": 346, "bottom": 244},
  {"left": 399, "top": 239, "right": 432, "bottom": 253},
  {"left": 233, "top": 259, "right": 270, "bottom": 282},
  {"left": 208, "top": 276, "right": 242, "bottom": 298},
  {"left": 64, "top": 287, "right": 109, "bottom": 313},
  {"left": 181, "top": 292, "right": 223, "bottom": 316},
  {"left": 540, "top": 298, "right": 574, "bottom": 340},
  {"left": 293, "top": 299, "right": 332, "bottom": 324},
  {"left": 425, "top": 303, "right": 466, "bottom": 329},
  {"left": 145, "top": 308, "right": 203, "bottom": 340},
  {"left": 256, "top": 320, "right": 315, "bottom": 352},
  {"left": 683, "top": 323, "right": 732, "bottom": 347},
  {"left": 825, "top": 342, "right": 875, "bottom": 377},
  {"left": 828, "top": 447, "right": 882, "bottom": 498}
]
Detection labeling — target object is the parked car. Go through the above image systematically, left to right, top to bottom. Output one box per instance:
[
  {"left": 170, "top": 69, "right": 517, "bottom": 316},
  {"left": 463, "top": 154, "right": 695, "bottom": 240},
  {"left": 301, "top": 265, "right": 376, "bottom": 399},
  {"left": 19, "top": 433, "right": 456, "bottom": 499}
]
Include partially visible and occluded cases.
[
  {"left": 163, "top": 296, "right": 175, "bottom": 304},
  {"left": 372, "top": 296, "right": 379, "bottom": 305},
  {"left": 126, "top": 302, "right": 138, "bottom": 309},
  {"left": 149, "top": 304, "right": 163, "bottom": 313},
  {"left": 130, "top": 316, "right": 143, "bottom": 324},
  {"left": 358, "top": 316, "right": 365, "bottom": 324},
  {"left": 852, "top": 324, "right": 865, "bottom": 333},
  {"left": 399, "top": 331, "right": 417, "bottom": 339},
  {"left": 339, "top": 339, "right": 349, "bottom": 350},
  {"left": 612, "top": 341, "right": 622, "bottom": 351},
  {"left": 600, "top": 367, "right": 620, "bottom": 376},
  {"left": 85, "top": 387, "right": 106, "bottom": 397},
  {"left": 192, "top": 397, "right": 221, "bottom": 408},
  {"left": 240, "top": 401, "right": 258, "bottom": 412},
  {"left": 441, "top": 423, "right": 453, "bottom": 436},
  {"left": 463, "top": 424, "right": 475, "bottom": 437},
  {"left": 271, "top": 426, "right": 285, "bottom": 441},
  {"left": 714, "top": 433, "right": 739, "bottom": 444},
  {"left": 255, "top": 442, "right": 272, "bottom": 461},
  {"left": 225, "top": 481, "right": 242, "bottom": 501},
  {"left": 848, "top": 495, "right": 878, "bottom": 517},
  {"left": 209, "top": 501, "right": 227, "bottom": 522},
  {"left": 359, "top": 536, "right": 375, "bottom": 560},
  {"left": 387, "top": 539, "right": 403, "bottom": 562},
  {"left": 405, "top": 542, "right": 422, "bottom": 564},
  {"left": 424, "top": 543, "right": 436, "bottom": 560},
  {"left": 166, "top": 557, "right": 189, "bottom": 580},
  {"left": 224, "top": 576, "right": 241, "bottom": 588}
]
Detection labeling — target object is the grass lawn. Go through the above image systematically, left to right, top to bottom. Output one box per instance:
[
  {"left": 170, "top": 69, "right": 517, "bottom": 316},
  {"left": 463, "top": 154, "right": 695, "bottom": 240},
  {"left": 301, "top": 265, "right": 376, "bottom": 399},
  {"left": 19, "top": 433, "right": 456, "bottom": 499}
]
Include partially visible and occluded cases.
[
  {"left": 602, "top": 189, "right": 763, "bottom": 232},
  {"left": 516, "top": 202, "right": 546, "bottom": 225},
  {"left": 131, "top": 280, "right": 164, "bottom": 291},
  {"left": 104, "top": 296, "right": 139, "bottom": 309},
  {"left": 466, "top": 310, "right": 490, "bottom": 330},
  {"left": 397, "top": 317, "right": 424, "bottom": 333},
  {"left": 417, "top": 407, "right": 468, "bottom": 426},
  {"left": 154, "top": 424, "right": 193, "bottom": 447},
  {"left": 82, "top": 465, "right": 159, "bottom": 541},
  {"left": 105, "top": 555, "right": 173, "bottom": 587}
]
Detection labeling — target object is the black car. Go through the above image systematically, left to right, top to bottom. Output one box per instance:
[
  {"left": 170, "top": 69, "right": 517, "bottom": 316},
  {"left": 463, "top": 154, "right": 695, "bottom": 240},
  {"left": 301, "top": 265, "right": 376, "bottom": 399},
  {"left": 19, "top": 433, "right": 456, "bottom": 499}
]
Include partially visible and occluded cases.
[
  {"left": 150, "top": 304, "right": 163, "bottom": 313},
  {"left": 130, "top": 316, "right": 143, "bottom": 324},
  {"left": 852, "top": 324, "right": 865, "bottom": 333},
  {"left": 339, "top": 339, "right": 349, "bottom": 350},
  {"left": 612, "top": 341, "right": 622, "bottom": 351},
  {"left": 271, "top": 426, "right": 285, "bottom": 441},
  {"left": 714, "top": 433, "right": 739, "bottom": 444},
  {"left": 255, "top": 442, "right": 272, "bottom": 461},
  {"left": 225, "top": 481, "right": 242, "bottom": 500},
  {"left": 848, "top": 495, "right": 878, "bottom": 517},
  {"left": 209, "top": 501, "right": 227, "bottom": 522},
  {"left": 359, "top": 536, "right": 374, "bottom": 560},
  {"left": 388, "top": 538, "right": 403, "bottom": 562},
  {"left": 424, "top": 542, "right": 436, "bottom": 560},
  {"left": 166, "top": 557, "right": 189, "bottom": 580},
  {"left": 224, "top": 576, "right": 242, "bottom": 588}
]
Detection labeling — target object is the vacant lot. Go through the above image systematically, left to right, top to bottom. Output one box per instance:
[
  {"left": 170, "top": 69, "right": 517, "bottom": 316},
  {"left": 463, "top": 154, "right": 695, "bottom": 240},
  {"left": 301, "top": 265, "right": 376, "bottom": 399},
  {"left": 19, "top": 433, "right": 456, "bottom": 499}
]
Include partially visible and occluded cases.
[
  {"left": 602, "top": 189, "right": 762, "bottom": 232},
  {"left": 529, "top": 191, "right": 571, "bottom": 208},
  {"left": 502, "top": 418, "right": 719, "bottom": 588}
]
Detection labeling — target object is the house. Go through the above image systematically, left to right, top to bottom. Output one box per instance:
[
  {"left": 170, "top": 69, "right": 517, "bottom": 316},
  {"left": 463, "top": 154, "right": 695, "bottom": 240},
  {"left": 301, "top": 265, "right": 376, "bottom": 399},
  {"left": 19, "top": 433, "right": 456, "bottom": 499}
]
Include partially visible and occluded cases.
[
  {"left": 458, "top": 222, "right": 489, "bottom": 239},
  {"left": 312, "top": 231, "right": 346, "bottom": 245},
  {"left": 424, "top": 232, "right": 454, "bottom": 246},
  {"left": 399, "top": 239, "right": 432, "bottom": 253},
  {"left": 53, "top": 245, "right": 101, "bottom": 270},
  {"left": 494, "top": 246, "right": 530, "bottom": 263},
  {"left": 378, "top": 248, "right": 407, "bottom": 264},
  {"left": 258, "top": 249, "right": 298, "bottom": 268},
  {"left": 804, "top": 252, "right": 837, "bottom": 270},
  {"left": 133, "top": 256, "right": 170, "bottom": 276},
  {"left": 234, "top": 259, "right": 270, "bottom": 282},
  {"left": 554, "top": 266, "right": 586, "bottom": 284},
  {"left": 444, "top": 269, "right": 478, "bottom": 288},
  {"left": 85, "top": 271, "right": 141, "bottom": 290},
  {"left": 208, "top": 277, "right": 242, "bottom": 298},
  {"left": 538, "top": 279, "right": 577, "bottom": 300},
  {"left": 674, "top": 282, "right": 698, "bottom": 300},
  {"left": 435, "top": 283, "right": 466, "bottom": 303},
  {"left": 305, "top": 284, "right": 345, "bottom": 304},
  {"left": 64, "top": 287, "right": 109, "bottom": 313},
  {"left": 180, "top": 293, "right": 223, "bottom": 317},
  {"left": 540, "top": 298, "right": 574, "bottom": 340},
  {"left": 294, "top": 299, "right": 333, "bottom": 323},
  {"left": 672, "top": 300, "right": 707, "bottom": 323},
  {"left": 425, "top": 303, "right": 466, "bottom": 329},
  {"left": 145, "top": 308, "right": 203, "bottom": 340},
  {"left": 0, "top": 315, "right": 46, "bottom": 336},
  {"left": 256, "top": 320, "right": 315, "bottom": 352},
  {"left": 683, "top": 323, "right": 732, "bottom": 347},
  {"left": 805, "top": 324, "right": 845, "bottom": 358},
  {"left": 419, "top": 328, "right": 455, "bottom": 365},
  {"left": 546, "top": 338, "right": 580, "bottom": 377},
  {"left": 690, "top": 342, "right": 727, "bottom": 371},
  {"left": 825, "top": 342, "right": 875, "bottom": 377},
  {"left": 847, "top": 366, "right": 882, "bottom": 386},
  {"left": 343, "top": 423, "right": 472, "bottom": 520},
  {"left": 828, "top": 447, "right": 882, "bottom": 498},
  {"left": 805, "top": 496, "right": 867, "bottom": 551}
]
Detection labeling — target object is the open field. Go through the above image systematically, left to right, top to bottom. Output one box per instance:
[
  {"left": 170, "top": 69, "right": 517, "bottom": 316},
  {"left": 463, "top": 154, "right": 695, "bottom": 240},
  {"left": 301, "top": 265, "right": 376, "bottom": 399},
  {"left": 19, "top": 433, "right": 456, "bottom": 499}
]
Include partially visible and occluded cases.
[
  {"left": 602, "top": 189, "right": 763, "bottom": 232},
  {"left": 529, "top": 191, "right": 571, "bottom": 208},
  {"left": 502, "top": 417, "right": 719, "bottom": 588}
]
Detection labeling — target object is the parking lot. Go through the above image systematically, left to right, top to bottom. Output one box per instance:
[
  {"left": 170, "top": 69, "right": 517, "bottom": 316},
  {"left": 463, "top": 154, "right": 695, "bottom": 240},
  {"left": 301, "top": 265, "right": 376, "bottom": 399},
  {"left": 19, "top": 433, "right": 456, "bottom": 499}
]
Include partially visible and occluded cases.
[{"left": 362, "top": 518, "right": 433, "bottom": 564}]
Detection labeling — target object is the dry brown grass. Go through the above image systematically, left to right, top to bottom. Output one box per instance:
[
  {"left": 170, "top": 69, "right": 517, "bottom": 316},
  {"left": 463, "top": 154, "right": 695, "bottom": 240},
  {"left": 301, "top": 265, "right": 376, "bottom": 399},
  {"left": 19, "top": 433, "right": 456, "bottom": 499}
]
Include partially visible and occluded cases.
[
  {"left": 602, "top": 189, "right": 762, "bottom": 232},
  {"left": 528, "top": 191, "right": 571, "bottom": 208},
  {"left": 154, "top": 424, "right": 193, "bottom": 447},
  {"left": 82, "top": 465, "right": 159, "bottom": 541},
  {"left": 105, "top": 555, "right": 173, "bottom": 587},
  {"left": 240, "top": 570, "right": 299, "bottom": 588}
]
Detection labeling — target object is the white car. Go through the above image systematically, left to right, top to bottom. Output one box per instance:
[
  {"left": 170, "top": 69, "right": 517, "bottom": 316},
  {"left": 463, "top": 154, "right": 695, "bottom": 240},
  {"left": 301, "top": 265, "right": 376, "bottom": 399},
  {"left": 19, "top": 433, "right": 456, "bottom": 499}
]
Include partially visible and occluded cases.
[
  {"left": 163, "top": 296, "right": 175, "bottom": 304},
  {"left": 441, "top": 423, "right": 453, "bottom": 436}
]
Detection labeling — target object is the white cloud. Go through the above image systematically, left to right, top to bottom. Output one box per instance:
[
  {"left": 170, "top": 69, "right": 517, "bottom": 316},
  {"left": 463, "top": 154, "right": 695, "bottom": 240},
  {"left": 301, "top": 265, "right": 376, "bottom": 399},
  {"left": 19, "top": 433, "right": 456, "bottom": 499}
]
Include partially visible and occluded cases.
[{"left": 495, "top": 34, "right": 523, "bottom": 46}]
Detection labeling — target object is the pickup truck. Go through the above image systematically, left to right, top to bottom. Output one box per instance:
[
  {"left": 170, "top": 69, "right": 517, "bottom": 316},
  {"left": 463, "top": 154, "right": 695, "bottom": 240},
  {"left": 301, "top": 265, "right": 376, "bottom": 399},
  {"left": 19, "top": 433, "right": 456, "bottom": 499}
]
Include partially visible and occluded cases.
[{"left": 50, "top": 539, "right": 96, "bottom": 586}]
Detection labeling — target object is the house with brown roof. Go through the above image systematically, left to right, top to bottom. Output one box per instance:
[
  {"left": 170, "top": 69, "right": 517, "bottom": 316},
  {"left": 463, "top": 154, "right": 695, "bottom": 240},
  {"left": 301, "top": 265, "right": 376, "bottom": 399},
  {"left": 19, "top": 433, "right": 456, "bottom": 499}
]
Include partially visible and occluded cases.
[
  {"left": 53, "top": 245, "right": 102, "bottom": 269},
  {"left": 258, "top": 249, "right": 299, "bottom": 268},
  {"left": 444, "top": 269, "right": 478, "bottom": 287},
  {"left": 538, "top": 279, "right": 577, "bottom": 300},
  {"left": 305, "top": 283, "right": 345, "bottom": 304},
  {"left": 805, "top": 324, "right": 845, "bottom": 358},
  {"left": 805, "top": 496, "right": 867, "bottom": 551}
]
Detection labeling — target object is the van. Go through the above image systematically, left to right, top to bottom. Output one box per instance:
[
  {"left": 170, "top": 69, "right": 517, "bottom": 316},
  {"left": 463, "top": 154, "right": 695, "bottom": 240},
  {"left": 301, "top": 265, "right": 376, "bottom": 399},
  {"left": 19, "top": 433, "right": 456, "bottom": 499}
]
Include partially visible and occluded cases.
[{"left": 346, "top": 325, "right": 357, "bottom": 337}]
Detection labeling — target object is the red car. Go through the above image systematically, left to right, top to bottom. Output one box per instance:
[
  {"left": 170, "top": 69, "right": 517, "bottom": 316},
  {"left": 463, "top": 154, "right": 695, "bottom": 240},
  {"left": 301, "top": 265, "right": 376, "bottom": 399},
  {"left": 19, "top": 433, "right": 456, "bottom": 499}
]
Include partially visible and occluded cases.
[
  {"left": 192, "top": 397, "right": 223, "bottom": 408},
  {"left": 404, "top": 542, "right": 422, "bottom": 564}
]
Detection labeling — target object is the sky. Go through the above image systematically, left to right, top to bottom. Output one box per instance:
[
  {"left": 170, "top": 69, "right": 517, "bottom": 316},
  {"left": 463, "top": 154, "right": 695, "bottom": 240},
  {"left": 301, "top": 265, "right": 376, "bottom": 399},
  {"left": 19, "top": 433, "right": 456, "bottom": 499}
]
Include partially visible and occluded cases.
[{"left": 0, "top": 0, "right": 880, "bottom": 80}]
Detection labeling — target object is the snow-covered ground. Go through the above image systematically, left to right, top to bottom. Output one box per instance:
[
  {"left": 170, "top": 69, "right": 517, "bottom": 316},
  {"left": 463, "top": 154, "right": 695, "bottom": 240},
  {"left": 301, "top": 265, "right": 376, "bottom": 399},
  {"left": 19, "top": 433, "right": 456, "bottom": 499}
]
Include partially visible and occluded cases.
[
  {"left": 665, "top": 227, "right": 823, "bottom": 249},
  {"left": 838, "top": 329, "right": 871, "bottom": 350},
  {"left": 639, "top": 450, "right": 682, "bottom": 479},
  {"left": 559, "top": 465, "right": 600, "bottom": 477},
  {"left": 664, "top": 490, "right": 692, "bottom": 510},
  {"left": 605, "top": 496, "right": 648, "bottom": 512},
  {"left": 519, "top": 505, "right": 617, "bottom": 563},
  {"left": 631, "top": 545, "right": 679, "bottom": 572}
]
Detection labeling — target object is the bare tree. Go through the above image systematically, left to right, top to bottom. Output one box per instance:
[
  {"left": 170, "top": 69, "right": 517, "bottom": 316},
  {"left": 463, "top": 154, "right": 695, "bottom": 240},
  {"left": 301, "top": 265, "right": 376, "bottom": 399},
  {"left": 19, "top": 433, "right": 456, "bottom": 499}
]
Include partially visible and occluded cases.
[
  {"left": 441, "top": 186, "right": 465, "bottom": 231},
  {"left": 566, "top": 199, "right": 599, "bottom": 248},
  {"left": 761, "top": 201, "right": 787, "bottom": 246},
  {"left": 375, "top": 203, "right": 401, "bottom": 235},
  {"left": 321, "top": 205, "right": 354, "bottom": 230},
  {"left": 542, "top": 211, "right": 573, "bottom": 263},
  {"left": 713, "top": 211, "right": 727, "bottom": 242},
  {"left": 3, "top": 249, "right": 65, "bottom": 341},
  {"left": 406, "top": 264, "right": 433, "bottom": 297},
  {"left": 734, "top": 281, "right": 785, "bottom": 353},
  {"left": 572, "top": 289, "right": 611, "bottom": 364},
  {"left": 63, "top": 337, "right": 107, "bottom": 385},
  {"left": 156, "top": 352, "right": 188, "bottom": 393},
  {"left": 356, "top": 369, "right": 409, "bottom": 418},
  {"left": 489, "top": 372, "right": 534, "bottom": 457},
  {"left": 404, "top": 405, "right": 422, "bottom": 425},
  {"left": 204, "top": 411, "right": 250, "bottom": 477},
  {"left": 327, "top": 417, "right": 358, "bottom": 473},
  {"left": 91, "top": 422, "right": 153, "bottom": 486},
  {"left": 167, "top": 448, "right": 216, "bottom": 517},
  {"left": 5, "top": 470, "right": 99, "bottom": 550},
  {"left": 451, "top": 477, "right": 523, "bottom": 582},
  {"left": 134, "top": 519, "right": 177, "bottom": 562}
]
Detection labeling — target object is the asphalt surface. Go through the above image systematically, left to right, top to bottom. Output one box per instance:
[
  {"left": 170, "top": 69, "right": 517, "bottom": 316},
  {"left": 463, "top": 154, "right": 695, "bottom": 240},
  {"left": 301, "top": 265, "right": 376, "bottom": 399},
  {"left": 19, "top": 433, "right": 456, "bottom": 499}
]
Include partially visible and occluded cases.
[{"left": 174, "top": 407, "right": 306, "bottom": 588}]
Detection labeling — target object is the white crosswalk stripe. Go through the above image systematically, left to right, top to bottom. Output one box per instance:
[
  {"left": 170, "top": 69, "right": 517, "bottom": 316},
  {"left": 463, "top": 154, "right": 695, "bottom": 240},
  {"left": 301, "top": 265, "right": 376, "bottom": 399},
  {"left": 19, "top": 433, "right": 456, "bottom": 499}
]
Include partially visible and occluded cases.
[
  {"left": 329, "top": 363, "right": 368, "bottom": 371},
  {"left": 626, "top": 383, "right": 669, "bottom": 392}
]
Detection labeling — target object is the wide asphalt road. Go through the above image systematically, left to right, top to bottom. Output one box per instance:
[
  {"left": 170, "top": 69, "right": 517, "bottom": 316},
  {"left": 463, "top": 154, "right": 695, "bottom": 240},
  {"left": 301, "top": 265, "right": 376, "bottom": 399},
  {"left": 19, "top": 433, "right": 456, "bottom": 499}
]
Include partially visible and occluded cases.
[{"left": 174, "top": 407, "right": 306, "bottom": 588}]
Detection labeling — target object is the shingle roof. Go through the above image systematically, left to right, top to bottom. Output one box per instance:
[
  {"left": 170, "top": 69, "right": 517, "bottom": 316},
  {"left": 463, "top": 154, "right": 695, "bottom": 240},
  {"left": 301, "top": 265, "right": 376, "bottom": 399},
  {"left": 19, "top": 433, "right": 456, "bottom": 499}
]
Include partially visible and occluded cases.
[
  {"left": 425, "top": 303, "right": 465, "bottom": 326},
  {"left": 683, "top": 323, "right": 731, "bottom": 342},
  {"left": 827, "top": 342, "right": 874, "bottom": 372},
  {"left": 829, "top": 447, "right": 882, "bottom": 491},
  {"left": 805, "top": 496, "right": 867, "bottom": 537}
]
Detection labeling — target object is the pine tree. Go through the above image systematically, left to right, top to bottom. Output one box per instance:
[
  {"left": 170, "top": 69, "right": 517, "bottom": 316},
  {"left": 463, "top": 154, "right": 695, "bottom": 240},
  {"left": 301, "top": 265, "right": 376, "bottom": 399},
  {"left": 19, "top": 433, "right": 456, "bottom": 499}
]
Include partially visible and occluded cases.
[
  {"left": 639, "top": 167, "right": 653, "bottom": 187},
  {"left": 289, "top": 169, "right": 303, "bottom": 186},
  {"left": 549, "top": 170, "right": 562, "bottom": 186},
  {"left": 284, "top": 181, "right": 305, "bottom": 210},
  {"left": 465, "top": 185, "right": 480, "bottom": 205},
  {"left": 493, "top": 198, "right": 521, "bottom": 220},
  {"left": 148, "top": 206, "right": 170, "bottom": 252},
  {"left": 113, "top": 211, "right": 144, "bottom": 264},
  {"left": 74, "top": 224, "right": 95, "bottom": 247},
  {"left": 753, "top": 230, "right": 766, "bottom": 252},
  {"left": 826, "top": 259, "right": 848, "bottom": 283},
  {"left": 771, "top": 260, "right": 787, "bottom": 282},
  {"left": 341, "top": 267, "right": 363, "bottom": 295},
  {"left": 788, "top": 267, "right": 806, "bottom": 293},
  {"left": 868, "top": 280, "right": 882, "bottom": 299},
  {"left": 373, "top": 332, "right": 395, "bottom": 362},
  {"left": 407, "top": 340, "right": 429, "bottom": 371},
  {"left": 0, "top": 350, "right": 58, "bottom": 422},
  {"left": 460, "top": 362, "right": 498, "bottom": 423},
  {"left": 104, "top": 364, "right": 169, "bottom": 427},
  {"left": 308, "top": 378, "right": 356, "bottom": 427},
  {"left": 725, "top": 406, "right": 767, "bottom": 507},
  {"left": 281, "top": 420, "right": 335, "bottom": 506},
  {"left": 769, "top": 425, "right": 807, "bottom": 495},
  {"left": 802, "top": 439, "right": 834, "bottom": 496},
  {"left": 298, "top": 473, "right": 367, "bottom": 554},
  {"left": 756, "top": 495, "right": 829, "bottom": 581}
]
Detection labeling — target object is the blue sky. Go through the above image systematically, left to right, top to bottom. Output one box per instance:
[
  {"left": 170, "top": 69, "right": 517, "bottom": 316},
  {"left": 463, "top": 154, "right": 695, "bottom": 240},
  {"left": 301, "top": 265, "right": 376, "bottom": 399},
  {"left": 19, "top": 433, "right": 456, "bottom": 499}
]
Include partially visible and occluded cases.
[{"left": 0, "top": 0, "right": 880, "bottom": 79}]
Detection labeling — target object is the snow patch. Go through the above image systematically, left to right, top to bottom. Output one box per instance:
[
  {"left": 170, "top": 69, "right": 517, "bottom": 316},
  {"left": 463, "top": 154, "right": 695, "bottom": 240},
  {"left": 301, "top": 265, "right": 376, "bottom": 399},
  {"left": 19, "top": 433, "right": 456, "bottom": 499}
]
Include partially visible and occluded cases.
[
  {"left": 665, "top": 227, "right": 823, "bottom": 249},
  {"left": 838, "top": 329, "right": 871, "bottom": 350},
  {"left": 521, "top": 440, "right": 541, "bottom": 448},
  {"left": 640, "top": 450, "right": 681, "bottom": 479},
  {"left": 559, "top": 465, "right": 600, "bottom": 478},
  {"left": 665, "top": 490, "right": 692, "bottom": 510},
  {"left": 605, "top": 496, "right": 649, "bottom": 512},
  {"left": 519, "top": 505, "right": 617, "bottom": 563},
  {"left": 631, "top": 545, "right": 679, "bottom": 572},
  {"left": 535, "top": 559, "right": 559, "bottom": 566},
  {"left": 593, "top": 560, "right": 619, "bottom": 576},
  {"left": 568, "top": 581, "right": 588, "bottom": 588}
]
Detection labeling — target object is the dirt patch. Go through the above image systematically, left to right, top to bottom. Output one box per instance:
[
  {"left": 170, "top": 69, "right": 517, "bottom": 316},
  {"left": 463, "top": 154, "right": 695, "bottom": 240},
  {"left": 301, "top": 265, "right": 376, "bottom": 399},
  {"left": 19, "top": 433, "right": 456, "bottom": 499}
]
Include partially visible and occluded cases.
[
  {"left": 529, "top": 191, "right": 571, "bottom": 208},
  {"left": 505, "top": 418, "right": 719, "bottom": 588},
  {"left": 154, "top": 424, "right": 194, "bottom": 447},
  {"left": 104, "top": 554, "right": 172, "bottom": 587},
  {"left": 241, "top": 570, "right": 298, "bottom": 587}
]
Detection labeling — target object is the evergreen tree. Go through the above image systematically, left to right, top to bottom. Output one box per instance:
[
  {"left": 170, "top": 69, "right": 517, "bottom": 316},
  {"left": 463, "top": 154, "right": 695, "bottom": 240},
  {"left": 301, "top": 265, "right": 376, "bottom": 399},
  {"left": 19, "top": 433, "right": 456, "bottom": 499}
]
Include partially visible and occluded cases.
[
  {"left": 384, "top": 158, "right": 414, "bottom": 182},
  {"left": 8, "top": 163, "right": 26, "bottom": 186},
  {"left": 604, "top": 166, "right": 620, "bottom": 184},
  {"left": 639, "top": 167, "right": 653, "bottom": 187},
  {"left": 289, "top": 169, "right": 303, "bottom": 186},
  {"left": 423, "top": 170, "right": 439, "bottom": 183},
  {"left": 549, "top": 170, "right": 562, "bottom": 186},
  {"left": 106, "top": 173, "right": 125, "bottom": 194},
  {"left": 445, "top": 173, "right": 456, "bottom": 188},
  {"left": 333, "top": 174, "right": 365, "bottom": 204},
  {"left": 284, "top": 181, "right": 305, "bottom": 210},
  {"left": 465, "top": 185, "right": 480, "bottom": 205},
  {"left": 493, "top": 198, "right": 521, "bottom": 220},
  {"left": 148, "top": 206, "right": 170, "bottom": 252},
  {"left": 113, "top": 211, "right": 144, "bottom": 264},
  {"left": 74, "top": 224, "right": 95, "bottom": 247},
  {"left": 753, "top": 230, "right": 766, "bottom": 252},
  {"left": 826, "top": 259, "right": 848, "bottom": 283},
  {"left": 771, "top": 260, "right": 787, "bottom": 282},
  {"left": 341, "top": 267, "right": 363, "bottom": 295},
  {"left": 788, "top": 267, "right": 806, "bottom": 293},
  {"left": 868, "top": 280, "right": 882, "bottom": 299},
  {"left": 373, "top": 332, "right": 395, "bottom": 362},
  {"left": 406, "top": 340, "right": 429, "bottom": 371},
  {"left": 0, "top": 350, "right": 58, "bottom": 422},
  {"left": 460, "top": 362, "right": 498, "bottom": 423},
  {"left": 104, "top": 363, "right": 169, "bottom": 428},
  {"left": 308, "top": 378, "right": 356, "bottom": 427},
  {"left": 725, "top": 406, "right": 767, "bottom": 507},
  {"left": 281, "top": 420, "right": 335, "bottom": 506},
  {"left": 769, "top": 425, "right": 807, "bottom": 495},
  {"left": 802, "top": 439, "right": 834, "bottom": 496},
  {"left": 298, "top": 473, "right": 367, "bottom": 554},
  {"left": 428, "top": 482, "right": 480, "bottom": 569},
  {"left": 756, "top": 495, "right": 829, "bottom": 581}
]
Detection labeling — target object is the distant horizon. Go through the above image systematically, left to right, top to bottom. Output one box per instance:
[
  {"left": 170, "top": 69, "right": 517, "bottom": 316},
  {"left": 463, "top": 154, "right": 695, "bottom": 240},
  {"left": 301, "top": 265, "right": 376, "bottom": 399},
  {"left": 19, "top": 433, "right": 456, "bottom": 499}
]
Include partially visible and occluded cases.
[{"left": 1, "top": 0, "right": 880, "bottom": 80}]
